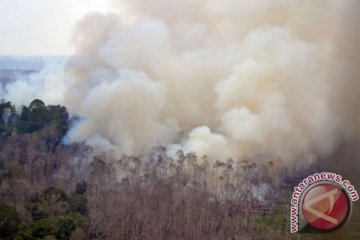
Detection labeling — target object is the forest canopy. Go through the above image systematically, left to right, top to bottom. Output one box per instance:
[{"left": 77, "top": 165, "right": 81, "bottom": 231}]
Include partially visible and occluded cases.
[{"left": 0, "top": 99, "right": 69, "bottom": 148}]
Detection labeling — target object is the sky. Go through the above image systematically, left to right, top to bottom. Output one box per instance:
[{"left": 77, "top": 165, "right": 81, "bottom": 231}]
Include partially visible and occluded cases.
[{"left": 0, "top": 0, "right": 112, "bottom": 56}]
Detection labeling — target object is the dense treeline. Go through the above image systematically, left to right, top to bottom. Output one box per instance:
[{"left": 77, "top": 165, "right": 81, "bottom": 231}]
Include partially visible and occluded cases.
[
  {"left": 0, "top": 99, "right": 358, "bottom": 240},
  {"left": 0, "top": 99, "right": 68, "bottom": 148},
  {"left": 0, "top": 99, "right": 90, "bottom": 239},
  {"left": 1, "top": 186, "right": 87, "bottom": 240}
]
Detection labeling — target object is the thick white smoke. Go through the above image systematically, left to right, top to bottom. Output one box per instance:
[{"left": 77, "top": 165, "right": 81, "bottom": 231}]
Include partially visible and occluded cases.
[
  {"left": 3, "top": 0, "right": 360, "bottom": 167},
  {"left": 1, "top": 57, "right": 67, "bottom": 108}
]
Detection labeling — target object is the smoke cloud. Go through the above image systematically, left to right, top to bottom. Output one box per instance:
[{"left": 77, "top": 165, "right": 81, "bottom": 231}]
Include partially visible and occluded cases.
[
  {"left": 3, "top": 0, "right": 360, "bottom": 167},
  {"left": 1, "top": 57, "right": 67, "bottom": 107}
]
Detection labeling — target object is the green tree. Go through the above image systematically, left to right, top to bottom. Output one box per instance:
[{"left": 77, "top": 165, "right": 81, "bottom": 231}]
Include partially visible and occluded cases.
[
  {"left": 0, "top": 100, "right": 16, "bottom": 145},
  {"left": 27, "top": 188, "right": 70, "bottom": 220},
  {"left": 0, "top": 202, "right": 21, "bottom": 239},
  {"left": 55, "top": 216, "right": 77, "bottom": 240},
  {"left": 30, "top": 218, "right": 56, "bottom": 238}
]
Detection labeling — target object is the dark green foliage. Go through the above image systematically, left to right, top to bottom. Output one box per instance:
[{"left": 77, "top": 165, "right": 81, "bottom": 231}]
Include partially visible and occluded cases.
[
  {"left": 0, "top": 99, "right": 69, "bottom": 149},
  {"left": 0, "top": 99, "right": 85, "bottom": 239},
  {"left": 17, "top": 99, "right": 69, "bottom": 136},
  {"left": 17, "top": 99, "right": 49, "bottom": 134},
  {"left": 0, "top": 100, "right": 16, "bottom": 146},
  {"left": 0, "top": 100, "right": 15, "bottom": 124},
  {"left": 47, "top": 105, "right": 69, "bottom": 138},
  {"left": 20, "top": 106, "right": 30, "bottom": 121},
  {"left": 0, "top": 159, "right": 4, "bottom": 170},
  {"left": 26, "top": 188, "right": 87, "bottom": 239},
  {"left": 27, "top": 188, "right": 70, "bottom": 220},
  {"left": 0, "top": 202, "right": 21, "bottom": 239},
  {"left": 26, "top": 203, "right": 48, "bottom": 221},
  {"left": 30, "top": 212, "right": 85, "bottom": 240},
  {"left": 31, "top": 215, "right": 80, "bottom": 240},
  {"left": 55, "top": 216, "right": 77, "bottom": 240},
  {"left": 30, "top": 218, "right": 56, "bottom": 238},
  {"left": 13, "top": 224, "right": 35, "bottom": 240}
]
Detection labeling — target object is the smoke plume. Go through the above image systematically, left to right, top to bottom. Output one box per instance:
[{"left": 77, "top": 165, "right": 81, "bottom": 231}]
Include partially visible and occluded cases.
[{"left": 4, "top": 0, "right": 360, "bottom": 167}]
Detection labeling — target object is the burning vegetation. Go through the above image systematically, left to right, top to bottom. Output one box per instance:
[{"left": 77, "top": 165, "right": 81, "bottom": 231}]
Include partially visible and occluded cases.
[{"left": 1, "top": 99, "right": 359, "bottom": 239}]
